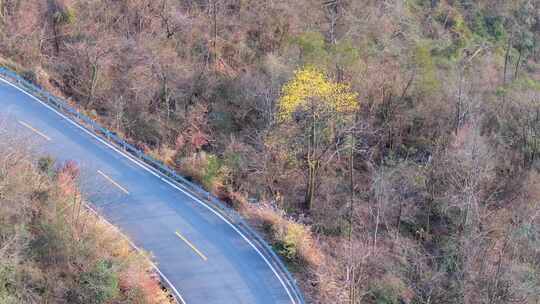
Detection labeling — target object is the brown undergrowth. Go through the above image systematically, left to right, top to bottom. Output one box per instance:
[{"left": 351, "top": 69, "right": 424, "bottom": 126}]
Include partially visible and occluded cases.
[{"left": 0, "top": 136, "right": 171, "bottom": 304}]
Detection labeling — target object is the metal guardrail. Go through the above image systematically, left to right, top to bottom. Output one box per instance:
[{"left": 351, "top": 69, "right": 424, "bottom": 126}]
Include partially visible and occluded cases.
[{"left": 0, "top": 67, "right": 305, "bottom": 304}]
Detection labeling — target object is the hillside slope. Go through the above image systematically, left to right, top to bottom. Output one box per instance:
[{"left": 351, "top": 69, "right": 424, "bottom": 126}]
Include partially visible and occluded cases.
[
  {"left": 1, "top": 1, "right": 539, "bottom": 303},
  {"left": 0, "top": 134, "right": 170, "bottom": 304}
]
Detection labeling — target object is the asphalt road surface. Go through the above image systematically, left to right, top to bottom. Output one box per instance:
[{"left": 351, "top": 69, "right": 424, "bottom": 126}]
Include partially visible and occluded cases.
[{"left": 0, "top": 78, "right": 296, "bottom": 304}]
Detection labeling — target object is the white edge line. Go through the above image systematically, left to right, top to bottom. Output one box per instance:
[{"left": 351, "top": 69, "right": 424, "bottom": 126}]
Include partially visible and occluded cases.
[
  {"left": 0, "top": 77, "right": 297, "bottom": 304},
  {"left": 1, "top": 78, "right": 186, "bottom": 304},
  {"left": 159, "top": 177, "right": 296, "bottom": 304},
  {"left": 84, "top": 203, "right": 187, "bottom": 304}
]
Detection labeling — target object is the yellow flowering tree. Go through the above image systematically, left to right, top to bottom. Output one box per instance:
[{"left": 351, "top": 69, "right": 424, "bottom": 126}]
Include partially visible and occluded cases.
[{"left": 277, "top": 66, "right": 358, "bottom": 210}]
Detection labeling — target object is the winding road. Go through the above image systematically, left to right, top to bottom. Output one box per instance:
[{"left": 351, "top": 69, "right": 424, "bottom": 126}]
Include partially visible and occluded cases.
[{"left": 0, "top": 76, "right": 298, "bottom": 304}]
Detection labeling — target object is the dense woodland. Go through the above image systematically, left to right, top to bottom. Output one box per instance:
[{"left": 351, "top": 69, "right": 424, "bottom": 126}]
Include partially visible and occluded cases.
[
  {"left": 0, "top": 0, "right": 540, "bottom": 303},
  {"left": 0, "top": 131, "right": 171, "bottom": 303}
]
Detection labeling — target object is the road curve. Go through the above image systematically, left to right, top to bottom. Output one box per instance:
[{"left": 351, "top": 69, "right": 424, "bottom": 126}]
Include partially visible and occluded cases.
[{"left": 0, "top": 77, "right": 296, "bottom": 304}]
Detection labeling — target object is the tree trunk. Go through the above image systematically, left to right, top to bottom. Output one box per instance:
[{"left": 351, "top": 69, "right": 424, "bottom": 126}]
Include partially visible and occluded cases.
[
  {"left": 0, "top": 0, "right": 5, "bottom": 21},
  {"left": 212, "top": 0, "right": 218, "bottom": 69},
  {"left": 324, "top": 0, "right": 338, "bottom": 45},
  {"left": 53, "top": 23, "right": 60, "bottom": 54},
  {"left": 503, "top": 33, "right": 513, "bottom": 87},
  {"left": 514, "top": 45, "right": 523, "bottom": 80},
  {"left": 88, "top": 63, "right": 98, "bottom": 108},
  {"left": 455, "top": 65, "right": 463, "bottom": 134},
  {"left": 304, "top": 107, "right": 317, "bottom": 211},
  {"left": 348, "top": 131, "right": 356, "bottom": 304},
  {"left": 304, "top": 161, "right": 316, "bottom": 211}
]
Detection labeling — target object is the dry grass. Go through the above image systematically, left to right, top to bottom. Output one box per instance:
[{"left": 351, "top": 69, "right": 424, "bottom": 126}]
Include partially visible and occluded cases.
[
  {"left": 0, "top": 138, "right": 171, "bottom": 304},
  {"left": 57, "top": 160, "right": 172, "bottom": 304},
  {"left": 243, "top": 202, "right": 323, "bottom": 268}
]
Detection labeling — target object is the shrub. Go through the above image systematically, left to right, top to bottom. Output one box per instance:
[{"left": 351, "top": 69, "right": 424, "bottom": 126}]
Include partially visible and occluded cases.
[
  {"left": 53, "top": 7, "right": 76, "bottom": 25},
  {"left": 472, "top": 11, "right": 506, "bottom": 43},
  {"left": 290, "top": 32, "right": 329, "bottom": 66},
  {"left": 412, "top": 42, "right": 440, "bottom": 95},
  {"left": 20, "top": 69, "right": 37, "bottom": 84},
  {"left": 129, "top": 116, "right": 162, "bottom": 148},
  {"left": 0, "top": 139, "right": 170, "bottom": 304},
  {"left": 177, "top": 152, "right": 229, "bottom": 194},
  {"left": 202, "top": 154, "right": 223, "bottom": 190},
  {"left": 37, "top": 156, "right": 55, "bottom": 176},
  {"left": 249, "top": 204, "right": 323, "bottom": 267},
  {"left": 275, "top": 222, "right": 304, "bottom": 262},
  {"left": 68, "top": 260, "right": 120, "bottom": 304},
  {"left": 85, "top": 260, "right": 119, "bottom": 302},
  {"left": 0, "top": 264, "right": 18, "bottom": 304},
  {"left": 367, "top": 275, "right": 408, "bottom": 304}
]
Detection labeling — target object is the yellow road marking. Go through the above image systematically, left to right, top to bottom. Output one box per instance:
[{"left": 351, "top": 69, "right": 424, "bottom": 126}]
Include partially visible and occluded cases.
[
  {"left": 18, "top": 120, "right": 51, "bottom": 141},
  {"left": 97, "top": 170, "right": 130, "bottom": 195},
  {"left": 175, "top": 231, "right": 208, "bottom": 261}
]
